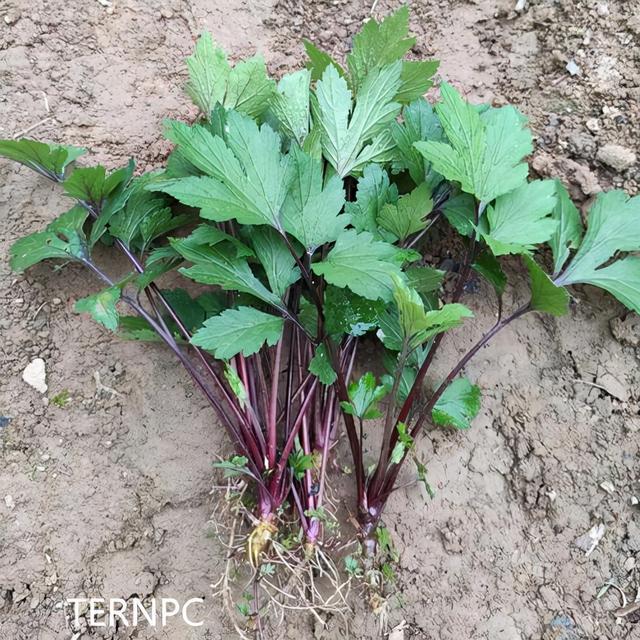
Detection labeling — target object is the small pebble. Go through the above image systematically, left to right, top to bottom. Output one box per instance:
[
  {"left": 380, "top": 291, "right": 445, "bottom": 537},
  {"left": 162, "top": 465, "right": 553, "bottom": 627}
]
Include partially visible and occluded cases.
[
  {"left": 566, "top": 60, "right": 582, "bottom": 76},
  {"left": 586, "top": 118, "right": 600, "bottom": 132},
  {"left": 597, "top": 144, "right": 637, "bottom": 172},
  {"left": 23, "top": 358, "right": 47, "bottom": 394},
  {"left": 600, "top": 480, "right": 615, "bottom": 494},
  {"left": 4, "top": 495, "right": 15, "bottom": 510},
  {"left": 574, "top": 523, "right": 606, "bottom": 556}
]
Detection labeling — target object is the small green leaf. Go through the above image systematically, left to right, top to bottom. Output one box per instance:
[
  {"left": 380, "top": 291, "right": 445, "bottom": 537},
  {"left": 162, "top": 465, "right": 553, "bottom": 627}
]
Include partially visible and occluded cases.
[
  {"left": 346, "top": 6, "right": 415, "bottom": 91},
  {"left": 185, "top": 32, "right": 230, "bottom": 115},
  {"left": 184, "top": 34, "right": 275, "bottom": 118},
  {"left": 303, "top": 39, "right": 346, "bottom": 82},
  {"left": 224, "top": 56, "right": 276, "bottom": 119},
  {"left": 395, "top": 60, "right": 439, "bottom": 104},
  {"left": 270, "top": 69, "right": 311, "bottom": 144},
  {"left": 415, "top": 83, "right": 533, "bottom": 203},
  {"left": 391, "top": 98, "right": 443, "bottom": 188},
  {"left": 203, "top": 103, "right": 228, "bottom": 138},
  {"left": 301, "top": 124, "right": 323, "bottom": 159},
  {"left": 0, "top": 138, "right": 85, "bottom": 178},
  {"left": 282, "top": 146, "right": 348, "bottom": 251},
  {"left": 88, "top": 159, "right": 136, "bottom": 247},
  {"left": 64, "top": 164, "right": 132, "bottom": 204},
  {"left": 345, "top": 164, "right": 398, "bottom": 234},
  {"left": 108, "top": 176, "right": 172, "bottom": 249},
  {"left": 482, "top": 180, "right": 558, "bottom": 256},
  {"left": 549, "top": 180, "right": 583, "bottom": 276},
  {"left": 378, "top": 182, "right": 433, "bottom": 242},
  {"left": 557, "top": 191, "right": 640, "bottom": 313},
  {"left": 442, "top": 192, "right": 476, "bottom": 236},
  {"left": 9, "top": 205, "right": 90, "bottom": 272},
  {"left": 139, "top": 210, "right": 191, "bottom": 251},
  {"left": 173, "top": 223, "right": 253, "bottom": 258},
  {"left": 249, "top": 227, "right": 300, "bottom": 298},
  {"left": 311, "top": 230, "right": 404, "bottom": 302},
  {"left": 10, "top": 232, "right": 75, "bottom": 272},
  {"left": 472, "top": 251, "right": 507, "bottom": 296},
  {"left": 135, "top": 255, "right": 180, "bottom": 290},
  {"left": 523, "top": 255, "right": 569, "bottom": 316},
  {"left": 570, "top": 257, "right": 640, "bottom": 313},
  {"left": 404, "top": 266, "right": 445, "bottom": 294},
  {"left": 383, "top": 277, "right": 473, "bottom": 350},
  {"left": 324, "top": 285, "right": 385, "bottom": 337},
  {"left": 74, "top": 286, "right": 121, "bottom": 331},
  {"left": 161, "top": 288, "right": 208, "bottom": 333},
  {"left": 195, "top": 291, "right": 227, "bottom": 317},
  {"left": 298, "top": 297, "right": 319, "bottom": 338},
  {"left": 191, "top": 306, "right": 284, "bottom": 359},
  {"left": 377, "top": 307, "right": 405, "bottom": 352},
  {"left": 117, "top": 316, "right": 159, "bottom": 341},
  {"left": 308, "top": 344, "right": 337, "bottom": 385},
  {"left": 382, "top": 354, "right": 419, "bottom": 405},
  {"left": 224, "top": 363, "right": 248, "bottom": 407},
  {"left": 340, "top": 372, "right": 388, "bottom": 420},
  {"left": 432, "top": 378, "right": 481, "bottom": 430},
  {"left": 51, "top": 389, "right": 71, "bottom": 408},
  {"left": 390, "top": 422, "right": 413, "bottom": 464},
  {"left": 390, "top": 441, "right": 404, "bottom": 465},
  {"left": 289, "top": 447, "right": 316, "bottom": 480},
  {"left": 213, "top": 455, "right": 250, "bottom": 478},
  {"left": 415, "top": 457, "right": 436, "bottom": 498},
  {"left": 304, "top": 506, "right": 338, "bottom": 531},
  {"left": 375, "top": 525, "right": 397, "bottom": 560},
  {"left": 344, "top": 555, "right": 361, "bottom": 576},
  {"left": 259, "top": 563, "right": 276, "bottom": 578}
]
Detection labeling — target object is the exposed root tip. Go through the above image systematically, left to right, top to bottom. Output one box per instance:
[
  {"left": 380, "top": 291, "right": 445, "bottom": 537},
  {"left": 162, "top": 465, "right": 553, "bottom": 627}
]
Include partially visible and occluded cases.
[{"left": 248, "top": 519, "right": 278, "bottom": 567}]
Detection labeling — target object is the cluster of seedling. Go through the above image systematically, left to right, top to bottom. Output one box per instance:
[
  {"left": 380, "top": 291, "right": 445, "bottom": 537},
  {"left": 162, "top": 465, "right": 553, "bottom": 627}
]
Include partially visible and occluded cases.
[{"left": 3, "top": 6, "right": 639, "bottom": 635}]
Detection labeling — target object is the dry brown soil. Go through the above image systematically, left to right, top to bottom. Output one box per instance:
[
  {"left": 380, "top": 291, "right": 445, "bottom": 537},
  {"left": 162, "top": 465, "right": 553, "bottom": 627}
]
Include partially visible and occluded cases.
[{"left": 1, "top": 0, "right": 639, "bottom": 638}]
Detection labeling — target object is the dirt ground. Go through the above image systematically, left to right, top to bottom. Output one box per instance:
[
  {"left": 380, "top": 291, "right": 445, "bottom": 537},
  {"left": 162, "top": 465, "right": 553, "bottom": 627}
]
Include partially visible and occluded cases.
[{"left": 1, "top": 0, "right": 639, "bottom": 638}]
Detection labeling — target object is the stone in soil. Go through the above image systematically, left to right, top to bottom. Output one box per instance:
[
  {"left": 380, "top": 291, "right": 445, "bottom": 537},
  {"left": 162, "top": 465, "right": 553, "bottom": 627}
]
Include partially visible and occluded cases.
[
  {"left": 597, "top": 144, "right": 637, "bottom": 171},
  {"left": 610, "top": 315, "right": 640, "bottom": 347},
  {"left": 22, "top": 358, "right": 47, "bottom": 394},
  {"left": 543, "top": 614, "right": 583, "bottom": 640}
]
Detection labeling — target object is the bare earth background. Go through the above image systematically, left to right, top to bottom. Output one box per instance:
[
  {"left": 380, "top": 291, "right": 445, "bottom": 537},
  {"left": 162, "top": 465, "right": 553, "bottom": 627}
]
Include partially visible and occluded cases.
[{"left": 1, "top": 0, "right": 640, "bottom": 638}]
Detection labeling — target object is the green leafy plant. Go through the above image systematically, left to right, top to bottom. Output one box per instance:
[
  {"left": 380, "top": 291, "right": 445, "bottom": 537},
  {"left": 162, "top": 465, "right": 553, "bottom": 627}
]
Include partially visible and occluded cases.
[{"left": 3, "top": 4, "right": 639, "bottom": 626}]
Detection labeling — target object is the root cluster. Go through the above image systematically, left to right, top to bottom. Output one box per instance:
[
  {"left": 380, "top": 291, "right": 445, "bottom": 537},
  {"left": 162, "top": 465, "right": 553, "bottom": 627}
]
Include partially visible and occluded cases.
[{"left": 209, "top": 481, "right": 353, "bottom": 638}]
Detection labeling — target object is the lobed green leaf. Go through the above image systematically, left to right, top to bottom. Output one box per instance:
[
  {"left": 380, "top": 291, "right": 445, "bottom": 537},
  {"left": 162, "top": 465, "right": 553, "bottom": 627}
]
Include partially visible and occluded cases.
[
  {"left": 415, "top": 83, "right": 533, "bottom": 203},
  {"left": 74, "top": 286, "right": 121, "bottom": 331},
  {"left": 191, "top": 306, "right": 284, "bottom": 359},
  {"left": 432, "top": 378, "right": 481, "bottom": 430}
]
